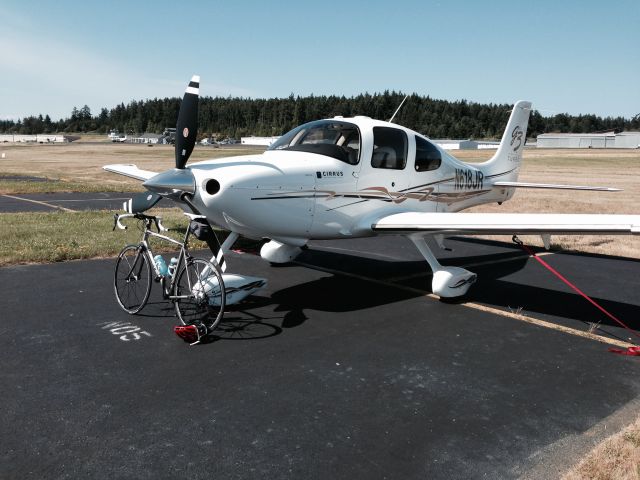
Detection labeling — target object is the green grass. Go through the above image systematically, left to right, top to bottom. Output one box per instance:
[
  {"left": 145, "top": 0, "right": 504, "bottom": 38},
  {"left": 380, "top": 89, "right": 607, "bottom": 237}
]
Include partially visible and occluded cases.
[
  {"left": 0, "top": 208, "right": 262, "bottom": 266},
  {"left": 0, "top": 209, "right": 211, "bottom": 266}
]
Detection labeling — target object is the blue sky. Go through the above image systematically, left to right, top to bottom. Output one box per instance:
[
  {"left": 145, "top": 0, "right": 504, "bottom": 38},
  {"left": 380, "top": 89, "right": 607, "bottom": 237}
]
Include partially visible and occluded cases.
[{"left": 1, "top": 0, "right": 638, "bottom": 121}]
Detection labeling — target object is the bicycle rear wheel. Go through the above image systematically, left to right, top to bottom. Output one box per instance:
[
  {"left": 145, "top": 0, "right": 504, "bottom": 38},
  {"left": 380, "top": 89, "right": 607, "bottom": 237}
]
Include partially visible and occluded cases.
[
  {"left": 114, "top": 244, "right": 152, "bottom": 314},
  {"left": 173, "top": 258, "right": 225, "bottom": 330}
]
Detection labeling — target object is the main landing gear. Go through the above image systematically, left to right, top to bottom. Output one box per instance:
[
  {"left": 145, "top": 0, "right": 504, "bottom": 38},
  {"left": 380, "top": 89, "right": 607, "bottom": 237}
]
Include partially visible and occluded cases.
[{"left": 408, "top": 234, "right": 476, "bottom": 298}]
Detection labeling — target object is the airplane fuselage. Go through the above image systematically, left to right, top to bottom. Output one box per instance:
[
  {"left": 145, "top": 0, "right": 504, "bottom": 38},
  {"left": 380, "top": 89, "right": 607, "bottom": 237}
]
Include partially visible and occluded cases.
[{"left": 189, "top": 117, "right": 514, "bottom": 245}]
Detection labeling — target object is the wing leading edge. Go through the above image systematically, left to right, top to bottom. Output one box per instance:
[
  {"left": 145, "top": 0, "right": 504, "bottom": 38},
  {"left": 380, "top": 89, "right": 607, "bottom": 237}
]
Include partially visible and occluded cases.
[
  {"left": 103, "top": 164, "right": 158, "bottom": 182},
  {"left": 372, "top": 212, "right": 640, "bottom": 236}
]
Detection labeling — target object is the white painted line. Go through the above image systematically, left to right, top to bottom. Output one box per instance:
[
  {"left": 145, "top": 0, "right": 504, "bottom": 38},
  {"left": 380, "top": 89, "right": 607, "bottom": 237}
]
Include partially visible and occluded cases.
[
  {"left": 1, "top": 194, "right": 75, "bottom": 212},
  {"left": 51, "top": 197, "right": 131, "bottom": 203},
  {"left": 310, "top": 244, "right": 407, "bottom": 261},
  {"left": 388, "top": 250, "right": 554, "bottom": 282},
  {"left": 462, "top": 250, "right": 555, "bottom": 269},
  {"left": 294, "top": 256, "right": 635, "bottom": 349},
  {"left": 454, "top": 300, "right": 634, "bottom": 349}
]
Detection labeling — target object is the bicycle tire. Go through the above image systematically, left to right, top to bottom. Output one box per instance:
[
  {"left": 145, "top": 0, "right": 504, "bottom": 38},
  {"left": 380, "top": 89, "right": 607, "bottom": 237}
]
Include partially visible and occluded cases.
[
  {"left": 114, "top": 244, "right": 152, "bottom": 314},
  {"left": 174, "top": 258, "right": 225, "bottom": 330}
]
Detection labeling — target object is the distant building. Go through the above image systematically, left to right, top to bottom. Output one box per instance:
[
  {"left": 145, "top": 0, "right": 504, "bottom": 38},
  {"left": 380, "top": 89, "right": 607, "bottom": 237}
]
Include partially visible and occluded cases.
[
  {"left": 162, "top": 128, "right": 176, "bottom": 144},
  {"left": 536, "top": 131, "right": 640, "bottom": 149},
  {"left": 614, "top": 132, "right": 640, "bottom": 149},
  {"left": 130, "top": 133, "right": 163, "bottom": 144},
  {"left": 0, "top": 134, "right": 68, "bottom": 143},
  {"left": 241, "top": 136, "right": 281, "bottom": 146},
  {"left": 432, "top": 139, "right": 478, "bottom": 150},
  {"left": 476, "top": 140, "right": 500, "bottom": 150}
]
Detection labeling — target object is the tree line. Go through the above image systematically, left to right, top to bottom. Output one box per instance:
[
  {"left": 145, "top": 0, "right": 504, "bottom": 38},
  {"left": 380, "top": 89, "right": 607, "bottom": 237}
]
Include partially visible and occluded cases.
[{"left": 2, "top": 92, "right": 638, "bottom": 140}]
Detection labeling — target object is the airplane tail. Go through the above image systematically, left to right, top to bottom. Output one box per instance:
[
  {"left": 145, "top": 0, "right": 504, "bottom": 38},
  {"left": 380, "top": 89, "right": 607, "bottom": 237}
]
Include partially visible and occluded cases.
[{"left": 477, "top": 100, "right": 532, "bottom": 181}]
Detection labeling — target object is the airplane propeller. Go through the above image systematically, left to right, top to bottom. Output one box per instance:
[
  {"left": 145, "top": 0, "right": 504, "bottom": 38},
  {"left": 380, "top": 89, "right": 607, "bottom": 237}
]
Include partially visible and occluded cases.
[
  {"left": 124, "top": 76, "right": 201, "bottom": 213},
  {"left": 175, "top": 76, "right": 200, "bottom": 170}
]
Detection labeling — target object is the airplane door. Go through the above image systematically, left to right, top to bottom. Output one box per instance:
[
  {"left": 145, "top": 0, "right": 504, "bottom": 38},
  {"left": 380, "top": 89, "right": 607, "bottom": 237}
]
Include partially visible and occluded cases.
[{"left": 358, "top": 126, "right": 412, "bottom": 192}]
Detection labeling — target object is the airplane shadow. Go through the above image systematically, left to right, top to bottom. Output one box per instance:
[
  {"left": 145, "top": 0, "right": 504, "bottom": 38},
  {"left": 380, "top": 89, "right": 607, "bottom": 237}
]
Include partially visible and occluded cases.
[
  {"left": 133, "top": 240, "right": 640, "bottom": 344},
  {"left": 254, "top": 242, "right": 640, "bottom": 341}
]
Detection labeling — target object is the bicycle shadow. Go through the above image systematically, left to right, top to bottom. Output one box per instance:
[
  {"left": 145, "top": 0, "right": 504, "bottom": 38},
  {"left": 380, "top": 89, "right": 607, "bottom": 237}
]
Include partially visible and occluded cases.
[{"left": 136, "top": 291, "right": 286, "bottom": 343}]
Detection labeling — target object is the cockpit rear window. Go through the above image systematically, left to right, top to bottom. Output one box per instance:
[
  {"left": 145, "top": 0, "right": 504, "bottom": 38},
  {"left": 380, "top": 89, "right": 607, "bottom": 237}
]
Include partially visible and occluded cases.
[
  {"left": 268, "top": 120, "right": 361, "bottom": 165},
  {"left": 414, "top": 136, "right": 442, "bottom": 172}
]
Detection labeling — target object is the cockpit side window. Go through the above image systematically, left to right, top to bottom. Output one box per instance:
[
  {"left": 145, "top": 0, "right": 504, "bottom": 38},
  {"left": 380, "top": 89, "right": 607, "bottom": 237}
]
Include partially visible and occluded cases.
[
  {"left": 268, "top": 120, "right": 361, "bottom": 165},
  {"left": 371, "top": 127, "right": 408, "bottom": 170},
  {"left": 414, "top": 136, "right": 442, "bottom": 172}
]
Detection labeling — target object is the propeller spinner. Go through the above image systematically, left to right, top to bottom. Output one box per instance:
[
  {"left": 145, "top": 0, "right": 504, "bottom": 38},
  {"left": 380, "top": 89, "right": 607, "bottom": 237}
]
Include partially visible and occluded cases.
[{"left": 130, "top": 75, "right": 200, "bottom": 210}]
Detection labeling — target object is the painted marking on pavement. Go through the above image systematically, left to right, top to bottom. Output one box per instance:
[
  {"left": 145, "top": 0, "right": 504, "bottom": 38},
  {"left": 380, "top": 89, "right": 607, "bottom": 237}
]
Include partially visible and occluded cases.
[
  {"left": 1, "top": 194, "right": 76, "bottom": 212},
  {"left": 48, "top": 197, "right": 131, "bottom": 203},
  {"left": 293, "top": 255, "right": 635, "bottom": 349},
  {"left": 440, "top": 298, "right": 634, "bottom": 349},
  {"left": 98, "top": 321, "right": 152, "bottom": 342}
]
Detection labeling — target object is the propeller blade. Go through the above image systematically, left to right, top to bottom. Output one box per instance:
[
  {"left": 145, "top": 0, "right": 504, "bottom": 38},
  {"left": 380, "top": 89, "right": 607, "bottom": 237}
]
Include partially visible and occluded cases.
[
  {"left": 175, "top": 75, "right": 200, "bottom": 169},
  {"left": 123, "top": 192, "right": 162, "bottom": 213}
]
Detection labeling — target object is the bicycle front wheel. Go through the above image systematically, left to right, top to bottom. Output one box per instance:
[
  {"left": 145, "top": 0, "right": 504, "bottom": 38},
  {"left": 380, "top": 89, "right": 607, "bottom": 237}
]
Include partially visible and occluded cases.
[
  {"left": 114, "top": 244, "right": 152, "bottom": 314},
  {"left": 174, "top": 258, "right": 225, "bottom": 330}
]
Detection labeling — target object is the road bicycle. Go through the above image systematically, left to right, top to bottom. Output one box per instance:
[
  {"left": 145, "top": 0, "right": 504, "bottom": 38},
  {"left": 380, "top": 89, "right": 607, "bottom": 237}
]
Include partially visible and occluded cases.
[{"left": 112, "top": 212, "right": 225, "bottom": 342}]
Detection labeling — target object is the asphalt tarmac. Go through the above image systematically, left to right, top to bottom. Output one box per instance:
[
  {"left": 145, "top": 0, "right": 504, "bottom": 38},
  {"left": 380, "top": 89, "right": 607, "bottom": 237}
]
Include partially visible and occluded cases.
[
  {"left": 0, "top": 192, "right": 147, "bottom": 213},
  {"left": 1, "top": 235, "right": 639, "bottom": 479}
]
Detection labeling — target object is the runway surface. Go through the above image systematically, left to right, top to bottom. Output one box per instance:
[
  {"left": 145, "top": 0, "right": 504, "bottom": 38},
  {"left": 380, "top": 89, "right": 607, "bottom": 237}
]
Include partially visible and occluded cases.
[
  {"left": 0, "top": 192, "right": 150, "bottom": 213},
  {"left": 1, "top": 236, "right": 639, "bottom": 479}
]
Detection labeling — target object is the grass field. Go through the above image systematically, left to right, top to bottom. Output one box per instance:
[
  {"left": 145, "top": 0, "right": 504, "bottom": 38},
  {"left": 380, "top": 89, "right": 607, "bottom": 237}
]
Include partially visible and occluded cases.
[
  {"left": 0, "top": 142, "right": 265, "bottom": 193},
  {"left": 0, "top": 143, "right": 639, "bottom": 262},
  {"left": 460, "top": 148, "right": 640, "bottom": 258},
  {"left": 0, "top": 208, "right": 212, "bottom": 266}
]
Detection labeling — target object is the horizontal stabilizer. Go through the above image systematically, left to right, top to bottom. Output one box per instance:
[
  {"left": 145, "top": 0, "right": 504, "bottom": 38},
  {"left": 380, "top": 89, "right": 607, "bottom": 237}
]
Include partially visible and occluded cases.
[
  {"left": 103, "top": 164, "right": 158, "bottom": 181},
  {"left": 493, "top": 181, "right": 621, "bottom": 192},
  {"left": 372, "top": 212, "right": 640, "bottom": 236}
]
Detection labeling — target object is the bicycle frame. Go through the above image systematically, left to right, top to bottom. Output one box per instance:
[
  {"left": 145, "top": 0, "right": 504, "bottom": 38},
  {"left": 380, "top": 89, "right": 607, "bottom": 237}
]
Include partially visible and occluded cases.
[
  {"left": 115, "top": 212, "right": 223, "bottom": 303},
  {"left": 143, "top": 219, "right": 192, "bottom": 294}
]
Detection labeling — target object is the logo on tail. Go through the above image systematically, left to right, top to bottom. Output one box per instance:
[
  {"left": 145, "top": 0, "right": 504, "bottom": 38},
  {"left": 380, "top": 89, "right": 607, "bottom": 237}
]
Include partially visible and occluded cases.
[{"left": 511, "top": 126, "right": 523, "bottom": 151}]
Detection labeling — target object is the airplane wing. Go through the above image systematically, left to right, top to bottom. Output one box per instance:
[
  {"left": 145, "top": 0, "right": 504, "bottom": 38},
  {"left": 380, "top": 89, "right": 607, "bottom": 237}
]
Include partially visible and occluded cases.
[
  {"left": 103, "top": 164, "right": 158, "bottom": 181},
  {"left": 493, "top": 181, "right": 621, "bottom": 192},
  {"left": 371, "top": 212, "right": 640, "bottom": 236}
]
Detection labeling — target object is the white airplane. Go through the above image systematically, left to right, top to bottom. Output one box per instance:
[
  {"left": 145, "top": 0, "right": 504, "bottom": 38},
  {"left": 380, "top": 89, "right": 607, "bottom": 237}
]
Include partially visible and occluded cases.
[{"left": 105, "top": 76, "right": 640, "bottom": 301}]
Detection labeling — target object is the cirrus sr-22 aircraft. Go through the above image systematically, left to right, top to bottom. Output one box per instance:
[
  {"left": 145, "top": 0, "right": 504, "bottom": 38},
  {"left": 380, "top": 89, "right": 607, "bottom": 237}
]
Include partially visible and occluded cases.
[{"left": 105, "top": 76, "right": 639, "bottom": 303}]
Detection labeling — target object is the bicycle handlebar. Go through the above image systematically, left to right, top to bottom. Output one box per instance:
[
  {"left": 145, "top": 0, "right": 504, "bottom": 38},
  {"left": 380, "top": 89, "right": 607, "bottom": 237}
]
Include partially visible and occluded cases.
[{"left": 112, "top": 213, "right": 168, "bottom": 233}]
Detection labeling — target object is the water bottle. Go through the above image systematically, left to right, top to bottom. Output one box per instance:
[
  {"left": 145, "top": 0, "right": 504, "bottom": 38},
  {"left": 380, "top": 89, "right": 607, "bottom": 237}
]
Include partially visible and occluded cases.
[
  {"left": 154, "top": 255, "right": 168, "bottom": 277},
  {"left": 168, "top": 257, "right": 178, "bottom": 277}
]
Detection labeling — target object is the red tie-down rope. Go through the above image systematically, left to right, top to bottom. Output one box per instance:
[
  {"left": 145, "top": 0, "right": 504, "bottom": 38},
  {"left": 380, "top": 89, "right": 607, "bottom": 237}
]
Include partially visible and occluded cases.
[{"left": 512, "top": 236, "right": 640, "bottom": 356}]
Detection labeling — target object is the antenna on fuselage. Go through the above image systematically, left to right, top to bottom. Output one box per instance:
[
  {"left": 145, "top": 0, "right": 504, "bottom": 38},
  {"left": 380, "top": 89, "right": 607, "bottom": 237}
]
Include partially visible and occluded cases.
[{"left": 388, "top": 95, "right": 409, "bottom": 123}]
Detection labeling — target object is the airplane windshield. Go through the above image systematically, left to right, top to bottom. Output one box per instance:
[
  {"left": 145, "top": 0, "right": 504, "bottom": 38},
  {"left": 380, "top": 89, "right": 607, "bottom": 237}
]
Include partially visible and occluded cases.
[{"left": 268, "top": 120, "right": 361, "bottom": 165}]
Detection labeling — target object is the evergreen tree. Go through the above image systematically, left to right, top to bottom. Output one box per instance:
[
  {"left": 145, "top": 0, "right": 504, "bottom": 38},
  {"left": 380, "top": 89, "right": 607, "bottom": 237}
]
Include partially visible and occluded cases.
[{"left": 0, "top": 94, "right": 637, "bottom": 138}]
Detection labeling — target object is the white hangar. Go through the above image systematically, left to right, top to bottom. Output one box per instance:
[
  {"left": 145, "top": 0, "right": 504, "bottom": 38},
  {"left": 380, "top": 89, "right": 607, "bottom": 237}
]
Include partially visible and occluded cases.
[{"left": 537, "top": 131, "right": 640, "bottom": 149}]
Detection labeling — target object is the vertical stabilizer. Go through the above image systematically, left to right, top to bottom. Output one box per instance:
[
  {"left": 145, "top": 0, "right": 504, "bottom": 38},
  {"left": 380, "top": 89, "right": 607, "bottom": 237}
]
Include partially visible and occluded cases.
[{"left": 478, "top": 100, "right": 532, "bottom": 180}]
